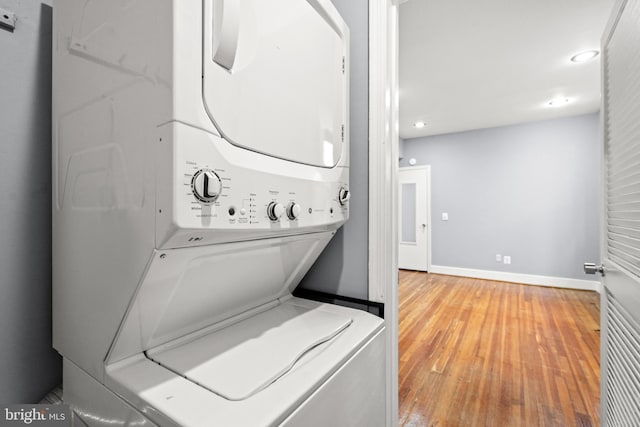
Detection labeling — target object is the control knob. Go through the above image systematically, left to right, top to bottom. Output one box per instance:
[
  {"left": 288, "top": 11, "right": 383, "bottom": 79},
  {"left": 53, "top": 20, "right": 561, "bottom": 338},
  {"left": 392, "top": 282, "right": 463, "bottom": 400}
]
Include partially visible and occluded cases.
[
  {"left": 191, "top": 169, "right": 222, "bottom": 204},
  {"left": 338, "top": 187, "right": 350, "bottom": 206},
  {"left": 267, "top": 202, "right": 285, "bottom": 221},
  {"left": 287, "top": 202, "right": 301, "bottom": 220}
]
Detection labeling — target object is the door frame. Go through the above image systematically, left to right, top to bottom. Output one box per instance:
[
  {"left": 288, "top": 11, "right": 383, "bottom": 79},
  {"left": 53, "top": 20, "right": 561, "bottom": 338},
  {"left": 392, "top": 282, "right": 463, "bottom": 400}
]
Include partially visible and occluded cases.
[
  {"left": 368, "top": 0, "right": 399, "bottom": 425},
  {"left": 399, "top": 165, "right": 432, "bottom": 272}
]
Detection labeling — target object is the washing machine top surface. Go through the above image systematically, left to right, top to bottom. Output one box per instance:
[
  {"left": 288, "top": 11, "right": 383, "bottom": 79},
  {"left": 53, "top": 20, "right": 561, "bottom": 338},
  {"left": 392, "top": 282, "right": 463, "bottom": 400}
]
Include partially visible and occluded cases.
[
  {"left": 202, "top": 0, "right": 348, "bottom": 168},
  {"left": 106, "top": 298, "right": 385, "bottom": 427},
  {"left": 146, "top": 301, "right": 352, "bottom": 401}
]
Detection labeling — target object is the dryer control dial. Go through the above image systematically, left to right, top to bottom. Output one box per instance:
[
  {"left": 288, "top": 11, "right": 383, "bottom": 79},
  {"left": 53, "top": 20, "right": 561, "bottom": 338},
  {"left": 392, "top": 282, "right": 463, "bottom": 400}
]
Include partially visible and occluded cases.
[
  {"left": 191, "top": 169, "right": 222, "bottom": 204},
  {"left": 338, "top": 187, "right": 350, "bottom": 206},
  {"left": 267, "top": 202, "right": 285, "bottom": 221},
  {"left": 287, "top": 202, "right": 301, "bottom": 220}
]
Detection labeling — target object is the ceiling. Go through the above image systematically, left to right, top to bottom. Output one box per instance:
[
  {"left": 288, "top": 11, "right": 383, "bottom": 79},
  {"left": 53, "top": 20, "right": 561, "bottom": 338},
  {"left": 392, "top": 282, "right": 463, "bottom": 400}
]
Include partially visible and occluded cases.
[{"left": 399, "top": 0, "right": 615, "bottom": 139}]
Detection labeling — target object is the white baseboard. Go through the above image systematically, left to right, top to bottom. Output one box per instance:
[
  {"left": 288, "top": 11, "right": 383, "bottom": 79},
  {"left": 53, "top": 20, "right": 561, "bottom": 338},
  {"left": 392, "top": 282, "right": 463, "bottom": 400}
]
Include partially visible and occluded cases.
[{"left": 429, "top": 265, "right": 601, "bottom": 293}]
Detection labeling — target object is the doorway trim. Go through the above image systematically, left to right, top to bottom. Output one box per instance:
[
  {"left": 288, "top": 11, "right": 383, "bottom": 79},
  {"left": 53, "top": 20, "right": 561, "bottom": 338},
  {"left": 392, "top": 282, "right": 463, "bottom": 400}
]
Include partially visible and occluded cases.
[
  {"left": 368, "top": 0, "right": 399, "bottom": 425},
  {"left": 399, "top": 165, "right": 432, "bottom": 272}
]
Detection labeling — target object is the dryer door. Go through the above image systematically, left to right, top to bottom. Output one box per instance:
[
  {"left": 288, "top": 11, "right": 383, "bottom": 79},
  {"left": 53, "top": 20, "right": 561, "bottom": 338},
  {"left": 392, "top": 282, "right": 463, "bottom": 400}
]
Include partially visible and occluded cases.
[{"left": 202, "top": 0, "right": 348, "bottom": 168}]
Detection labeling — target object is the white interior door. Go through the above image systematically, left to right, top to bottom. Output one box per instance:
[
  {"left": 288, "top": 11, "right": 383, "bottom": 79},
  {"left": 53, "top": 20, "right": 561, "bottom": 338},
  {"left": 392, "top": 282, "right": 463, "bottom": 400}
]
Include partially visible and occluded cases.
[
  {"left": 589, "top": 1, "right": 640, "bottom": 424},
  {"left": 398, "top": 166, "right": 430, "bottom": 271}
]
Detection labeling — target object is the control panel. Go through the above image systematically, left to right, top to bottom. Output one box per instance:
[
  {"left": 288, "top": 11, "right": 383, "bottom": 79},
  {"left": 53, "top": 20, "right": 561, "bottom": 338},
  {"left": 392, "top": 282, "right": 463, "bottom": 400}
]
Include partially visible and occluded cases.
[
  {"left": 156, "top": 124, "right": 349, "bottom": 248},
  {"left": 180, "top": 163, "right": 348, "bottom": 227}
]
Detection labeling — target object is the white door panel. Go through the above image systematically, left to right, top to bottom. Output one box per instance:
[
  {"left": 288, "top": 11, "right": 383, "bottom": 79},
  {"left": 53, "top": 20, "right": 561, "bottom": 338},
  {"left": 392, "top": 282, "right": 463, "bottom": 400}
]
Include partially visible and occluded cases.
[
  {"left": 596, "top": 1, "right": 640, "bottom": 424},
  {"left": 398, "top": 167, "right": 430, "bottom": 271}
]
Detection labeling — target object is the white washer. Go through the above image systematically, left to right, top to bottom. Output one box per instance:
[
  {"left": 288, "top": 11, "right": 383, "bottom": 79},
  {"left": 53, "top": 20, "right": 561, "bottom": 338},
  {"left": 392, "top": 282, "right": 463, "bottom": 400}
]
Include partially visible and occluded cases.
[{"left": 52, "top": 1, "right": 385, "bottom": 426}]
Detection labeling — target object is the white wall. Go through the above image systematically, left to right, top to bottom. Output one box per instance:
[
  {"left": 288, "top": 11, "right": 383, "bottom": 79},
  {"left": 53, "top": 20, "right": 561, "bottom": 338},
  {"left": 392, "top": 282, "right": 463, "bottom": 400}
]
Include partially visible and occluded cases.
[
  {"left": 0, "top": 0, "right": 61, "bottom": 403},
  {"left": 401, "top": 113, "right": 601, "bottom": 281}
]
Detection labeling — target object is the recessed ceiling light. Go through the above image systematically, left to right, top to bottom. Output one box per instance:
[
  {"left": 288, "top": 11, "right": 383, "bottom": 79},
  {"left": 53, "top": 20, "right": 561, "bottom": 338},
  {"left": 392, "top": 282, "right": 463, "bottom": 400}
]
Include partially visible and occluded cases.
[
  {"left": 570, "top": 50, "right": 599, "bottom": 63},
  {"left": 547, "top": 97, "right": 572, "bottom": 107},
  {"left": 413, "top": 121, "right": 426, "bottom": 128}
]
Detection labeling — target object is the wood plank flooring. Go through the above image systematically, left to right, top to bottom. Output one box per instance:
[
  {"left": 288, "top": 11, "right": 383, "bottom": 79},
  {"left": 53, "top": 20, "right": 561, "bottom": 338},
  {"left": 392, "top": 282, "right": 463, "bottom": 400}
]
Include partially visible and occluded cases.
[{"left": 398, "top": 271, "right": 601, "bottom": 427}]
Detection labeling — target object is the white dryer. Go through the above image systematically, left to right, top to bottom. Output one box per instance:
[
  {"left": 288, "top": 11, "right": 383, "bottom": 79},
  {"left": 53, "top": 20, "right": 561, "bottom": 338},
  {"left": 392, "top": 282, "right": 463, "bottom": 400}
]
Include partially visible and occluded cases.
[{"left": 52, "top": 0, "right": 385, "bottom": 426}]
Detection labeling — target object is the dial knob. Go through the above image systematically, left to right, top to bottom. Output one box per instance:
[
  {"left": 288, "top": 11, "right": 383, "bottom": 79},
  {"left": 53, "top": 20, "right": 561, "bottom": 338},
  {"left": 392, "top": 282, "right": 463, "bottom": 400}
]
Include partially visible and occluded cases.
[
  {"left": 191, "top": 169, "right": 222, "bottom": 204},
  {"left": 338, "top": 187, "right": 350, "bottom": 206},
  {"left": 267, "top": 202, "right": 285, "bottom": 221},
  {"left": 287, "top": 202, "right": 301, "bottom": 220}
]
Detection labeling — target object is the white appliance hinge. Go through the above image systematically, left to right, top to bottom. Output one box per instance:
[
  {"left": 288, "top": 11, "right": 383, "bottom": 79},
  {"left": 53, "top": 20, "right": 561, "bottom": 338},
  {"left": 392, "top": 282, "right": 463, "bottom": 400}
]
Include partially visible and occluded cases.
[
  {"left": 342, "top": 56, "right": 345, "bottom": 74},
  {"left": 341, "top": 124, "right": 345, "bottom": 141}
]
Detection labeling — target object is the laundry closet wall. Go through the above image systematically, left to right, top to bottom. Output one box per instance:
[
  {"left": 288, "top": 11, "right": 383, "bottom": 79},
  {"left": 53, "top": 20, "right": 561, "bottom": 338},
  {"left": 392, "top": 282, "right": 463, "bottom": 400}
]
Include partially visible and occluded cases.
[
  {"left": 297, "top": 0, "right": 370, "bottom": 300},
  {"left": 0, "top": 1, "right": 61, "bottom": 403}
]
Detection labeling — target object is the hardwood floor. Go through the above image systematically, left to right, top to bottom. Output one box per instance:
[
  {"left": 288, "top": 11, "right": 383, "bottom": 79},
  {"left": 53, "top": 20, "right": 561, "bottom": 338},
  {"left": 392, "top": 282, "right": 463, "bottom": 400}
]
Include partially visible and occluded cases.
[{"left": 398, "top": 271, "right": 601, "bottom": 427}]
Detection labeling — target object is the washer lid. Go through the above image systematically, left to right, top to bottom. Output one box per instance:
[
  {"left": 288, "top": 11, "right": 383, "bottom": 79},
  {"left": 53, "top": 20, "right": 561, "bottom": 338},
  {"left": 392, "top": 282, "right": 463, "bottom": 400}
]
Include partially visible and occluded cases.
[
  {"left": 202, "top": 0, "right": 348, "bottom": 168},
  {"left": 146, "top": 302, "right": 352, "bottom": 401}
]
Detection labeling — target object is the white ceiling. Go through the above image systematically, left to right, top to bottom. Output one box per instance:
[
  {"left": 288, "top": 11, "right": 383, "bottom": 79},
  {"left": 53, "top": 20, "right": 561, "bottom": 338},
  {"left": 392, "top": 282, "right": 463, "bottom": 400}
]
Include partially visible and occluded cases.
[{"left": 399, "top": 0, "right": 615, "bottom": 139}]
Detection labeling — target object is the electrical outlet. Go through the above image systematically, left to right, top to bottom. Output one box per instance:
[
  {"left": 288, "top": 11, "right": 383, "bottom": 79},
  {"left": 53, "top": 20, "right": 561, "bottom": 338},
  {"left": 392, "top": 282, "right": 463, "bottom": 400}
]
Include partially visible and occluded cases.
[
  {"left": 0, "top": 8, "right": 17, "bottom": 32},
  {"left": 496, "top": 254, "right": 502, "bottom": 262},
  {"left": 503, "top": 256, "right": 511, "bottom": 265}
]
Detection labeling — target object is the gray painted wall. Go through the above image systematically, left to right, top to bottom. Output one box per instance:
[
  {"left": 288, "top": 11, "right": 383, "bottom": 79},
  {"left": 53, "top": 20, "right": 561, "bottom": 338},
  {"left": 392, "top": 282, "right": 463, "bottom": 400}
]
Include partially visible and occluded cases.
[
  {"left": 298, "top": 0, "right": 369, "bottom": 299},
  {"left": 0, "top": 1, "right": 61, "bottom": 403},
  {"left": 401, "top": 113, "right": 601, "bottom": 280}
]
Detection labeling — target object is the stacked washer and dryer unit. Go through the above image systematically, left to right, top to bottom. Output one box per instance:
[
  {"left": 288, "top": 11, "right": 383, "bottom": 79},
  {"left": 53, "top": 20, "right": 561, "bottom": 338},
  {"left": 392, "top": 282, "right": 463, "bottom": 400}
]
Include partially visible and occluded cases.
[{"left": 52, "top": 0, "right": 385, "bottom": 425}]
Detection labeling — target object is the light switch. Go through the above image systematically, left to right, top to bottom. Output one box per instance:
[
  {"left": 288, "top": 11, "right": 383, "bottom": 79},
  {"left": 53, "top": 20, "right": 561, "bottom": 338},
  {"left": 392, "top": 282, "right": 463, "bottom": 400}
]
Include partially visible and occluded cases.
[
  {"left": 441, "top": 212, "right": 448, "bottom": 221},
  {"left": 496, "top": 254, "right": 502, "bottom": 262},
  {"left": 503, "top": 256, "right": 511, "bottom": 265}
]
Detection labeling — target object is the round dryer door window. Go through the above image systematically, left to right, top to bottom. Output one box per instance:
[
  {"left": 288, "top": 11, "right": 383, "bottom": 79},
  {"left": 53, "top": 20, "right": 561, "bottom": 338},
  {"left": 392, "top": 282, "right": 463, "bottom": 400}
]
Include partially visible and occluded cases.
[{"left": 202, "top": 0, "right": 347, "bottom": 168}]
